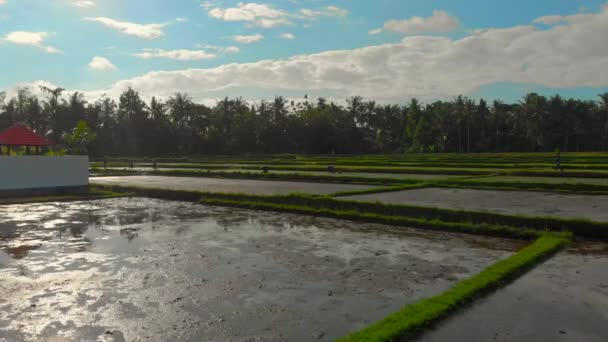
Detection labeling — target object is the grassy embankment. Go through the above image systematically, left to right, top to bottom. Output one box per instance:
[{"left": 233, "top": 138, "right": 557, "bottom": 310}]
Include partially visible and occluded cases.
[
  {"left": 91, "top": 165, "right": 608, "bottom": 195},
  {"left": 91, "top": 182, "right": 574, "bottom": 341},
  {"left": 95, "top": 184, "right": 607, "bottom": 239},
  {"left": 0, "top": 186, "right": 130, "bottom": 205},
  {"left": 336, "top": 235, "right": 570, "bottom": 342}
]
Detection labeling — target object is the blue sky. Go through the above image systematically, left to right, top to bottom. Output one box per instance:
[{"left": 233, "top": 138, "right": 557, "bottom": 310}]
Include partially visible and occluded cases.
[{"left": 0, "top": 0, "right": 607, "bottom": 103}]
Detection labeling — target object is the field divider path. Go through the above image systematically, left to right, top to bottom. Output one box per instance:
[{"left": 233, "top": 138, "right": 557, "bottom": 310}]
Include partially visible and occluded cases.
[
  {"left": 90, "top": 168, "right": 425, "bottom": 187},
  {"left": 435, "top": 177, "right": 608, "bottom": 195},
  {"left": 88, "top": 182, "right": 585, "bottom": 340},
  {"left": 94, "top": 184, "right": 607, "bottom": 239},
  {"left": 336, "top": 234, "right": 571, "bottom": 342}
]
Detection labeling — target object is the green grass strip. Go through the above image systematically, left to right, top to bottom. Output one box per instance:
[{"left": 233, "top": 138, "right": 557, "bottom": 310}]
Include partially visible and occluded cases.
[
  {"left": 439, "top": 179, "right": 608, "bottom": 195},
  {"left": 331, "top": 182, "right": 433, "bottom": 197},
  {"left": 94, "top": 184, "right": 608, "bottom": 238},
  {"left": 0, "top": 186, "right": 130, "bottom": 205},
  {"left": 199, "top": 197, "right": 543, "bottom": 239},
  {"left": 336, "top": 235, "right": 570, "bottom": 342}
]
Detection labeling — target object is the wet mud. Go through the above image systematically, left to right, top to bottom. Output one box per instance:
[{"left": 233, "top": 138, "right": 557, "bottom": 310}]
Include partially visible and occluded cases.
[
  {"left": 90, "top": 175, "right": 375, "bottom": 196},
  {"left": 346, "top": 187, "right": 608, "bottom": 221},
  {"left": 0, "top": 198, "right": 522, "bottom": 341},
  {"left": 417, "top": 241, "right": 608, "bottom": 342}
]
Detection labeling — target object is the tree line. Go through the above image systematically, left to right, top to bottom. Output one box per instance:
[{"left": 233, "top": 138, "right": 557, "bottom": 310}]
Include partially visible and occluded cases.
[{"left": 1, "top": 86, "right": 608, "bottom": 156}]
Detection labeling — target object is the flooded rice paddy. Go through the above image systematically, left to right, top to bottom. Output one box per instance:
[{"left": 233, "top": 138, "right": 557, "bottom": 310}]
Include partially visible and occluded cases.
[
  {"left": 90, "top": 175, "right": 376, "bottom": 196},
  {"left": 346, "top": 187, "right": 608, "bottom": 221},
  {"left": 0, "top": 198, "right": 523, "bottom": 341},
  {"left": 418, "top": 242, "right": 608, "bottom": 342}
]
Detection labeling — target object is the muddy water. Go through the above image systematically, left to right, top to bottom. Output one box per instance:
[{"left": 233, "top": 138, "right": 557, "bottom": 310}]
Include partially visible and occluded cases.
[
  {"left": 90, "top": 175, "right": 376, "bottom": 195},
  {"left": 346, "top": 188, "right": 608, "bottom": 221},
  {"left": 0, "top": 198, "right": 523, "bottom": 342},
  {"left": 417, "top": 242, "right": 608, "bottom": 342}
]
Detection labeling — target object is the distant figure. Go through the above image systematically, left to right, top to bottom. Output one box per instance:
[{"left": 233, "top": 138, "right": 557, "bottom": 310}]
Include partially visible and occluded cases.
[
  {"left": 554, "top": 150, "right": 564, "bottom": 172},
  {"left": 103, "top": 158, "right": 107, "bottom": 170},
  {"left": 129, "top": 161, "right": 134, "bottom": 169},
  {"left": 152, "top": 161, "right": 158, "bottom": 170},
  {"left": 328, "top": 165, "right": 336, "bottom": 174},
  {"left": 262, "top": 166, "right": 269, "bottom": 173}
]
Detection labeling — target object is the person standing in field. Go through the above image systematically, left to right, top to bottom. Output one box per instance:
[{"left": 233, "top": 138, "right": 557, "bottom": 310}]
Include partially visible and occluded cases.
[{"left": 554, "top": 149, "right": 564, "bottom": 172}]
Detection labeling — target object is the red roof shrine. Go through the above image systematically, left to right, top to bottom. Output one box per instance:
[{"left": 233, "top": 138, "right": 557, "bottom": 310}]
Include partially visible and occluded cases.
[{"left": 0, "top": 125, "right": 51, "bottom": 146}]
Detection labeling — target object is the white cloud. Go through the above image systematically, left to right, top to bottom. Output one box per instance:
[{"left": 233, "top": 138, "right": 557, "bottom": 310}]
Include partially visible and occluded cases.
[
  {"left": 0, "top": 0, "right": 6, "bottom": 5},
  {"left": 72, "top": 0, "right": 95, "bottom": 8},
  {"left": 201, "top": 1, "right": 219, "bottom": 10},
  {"left": 208, "top": 3, "right": 290, "bottom": 28},
  {"left": 13, "top": 5, "right": 608, "bottom": 105},
  {"left": 299, "top": 5, "right": 348, "bottom": 19},
  {"left": 383, "top": 10, "right": 460, "bottom": 34},
  {"left": 533, "top": 15, "right": 565, "bottom": 25},
  {"left": 84, "top": 17, "right": 168, "bottom": 39},
  {"left": 175, "top": 17, "right": 187, "bottom": 22},
  {"left": 368, "top": 28, "right": 382, "bottom": 35},
  {"left": 3, "top": 31, "right": 61, "bottom": 53},
  {"left": 4, "top": 31, "right": 47, "bottom": 45},
  {"left": 280, "top": 32, "right": 295, "bottom": 40},
  {"left": 230, "top": 33, "right": 264, "bottom": 44},
  {"left": 197, "top": 44, "right": 241, "bottom": 54},
  {"left": 223, "top": 46, "right": 240, "bottom": 53},
  {"left": 133, "top": 48, "right": 216, "bottom": 61},
  {"left": 88, "top": 56, "right": 117, "bottom": 71}
]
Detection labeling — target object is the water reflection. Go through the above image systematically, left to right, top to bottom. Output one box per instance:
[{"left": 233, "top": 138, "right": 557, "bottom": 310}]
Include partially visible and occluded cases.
[
  {"left": 0, "top": 197, "right": 526, "bottom": 342},
  {"left": 0, "top": 197, "right": 525, "bottom": 264},
  {"left": 0, "top": 198, "right": 174, "bottom": 261}
]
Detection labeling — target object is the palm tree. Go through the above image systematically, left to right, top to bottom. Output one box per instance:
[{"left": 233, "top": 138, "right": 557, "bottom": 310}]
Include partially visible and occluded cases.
[{"left": 599, "top": 93, "right": 608, "bottom": 150}]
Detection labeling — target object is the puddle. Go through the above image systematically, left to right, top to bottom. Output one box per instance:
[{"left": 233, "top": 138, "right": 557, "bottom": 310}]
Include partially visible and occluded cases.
[{"left": 0, "top": 198, "right": 522, "bottom": 341}]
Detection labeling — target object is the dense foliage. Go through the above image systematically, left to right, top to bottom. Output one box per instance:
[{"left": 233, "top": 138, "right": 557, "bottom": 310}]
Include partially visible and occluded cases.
[{"left": 1, "top": 86, "right": 608, "bottom": 156}]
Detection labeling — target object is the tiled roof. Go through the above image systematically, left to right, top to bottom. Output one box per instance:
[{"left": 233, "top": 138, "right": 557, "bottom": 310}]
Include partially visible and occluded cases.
[{"left": 0, "top": 125, "right": 51, "bottom": 146}]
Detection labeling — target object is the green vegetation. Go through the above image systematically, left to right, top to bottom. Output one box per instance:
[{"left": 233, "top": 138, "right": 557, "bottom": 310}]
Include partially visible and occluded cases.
[
  {"left": 4, "top": 85, "right": 608, "bottom": 156},
  {"left": 436, "top": 178, "right": 608, "bottom": 195},
  {"left": 95, "top": 184, "right": 608, "bottom": 238},
  {"left": 0, "top": 186, "right": 129, "bottom": 205},
  {"left": 336, "top": 235, "right": 570, "bottom": 342}
]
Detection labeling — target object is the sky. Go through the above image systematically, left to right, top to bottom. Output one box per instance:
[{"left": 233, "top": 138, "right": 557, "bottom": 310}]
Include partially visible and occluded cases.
[{"left": 0, "top": 0, "right": 607, "bottom": 104}]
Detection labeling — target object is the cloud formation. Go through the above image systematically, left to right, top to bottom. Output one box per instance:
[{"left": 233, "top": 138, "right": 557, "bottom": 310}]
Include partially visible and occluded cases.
[
  {"left": 72, "top": 0, "right": 95, "bottom": 8},
  {"left": 207, "top": 3, "right": 348, "bottom": 28},
  {"left": 208, "top": 3, "right": 290, "bottom": 28},
  {"left": 9, "top": 5, "right": 608, "bottom": 107},
  {"left": 298, "top": 6, "right": 348, "bottom": 19},
  {"left": 381, "top": 10, "right": 460, "bottom": 35},
  {"left": 533, "top": 15, "right": 566, "bottom": 25},
  {"left": 84, "top": 17, "right": 168, "bottom": 39},
  {"left": 3, "top": 31, "right": 61, "bottom": 53},
  {"left": 279, "top": 33, "right": 295, "bottom": 40},
  {"left": 230, "top": 34, "right": 264, "bottom": 44},
  {"left": 134, "top": 48, "right": 216, "bottom": 61},
  {"left": 88, "top": 56, "right": 117, "bottom": 71}
]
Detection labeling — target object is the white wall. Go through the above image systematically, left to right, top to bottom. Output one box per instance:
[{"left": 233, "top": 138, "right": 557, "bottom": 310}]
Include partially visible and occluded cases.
[{"left": 0, "top": 156, "right": 89, "bottom": 191}]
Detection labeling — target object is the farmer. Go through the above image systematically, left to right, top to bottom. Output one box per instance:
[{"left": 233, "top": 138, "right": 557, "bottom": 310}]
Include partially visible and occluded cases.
[
  {"left": 554, "top": 149, "right": 564, "bottom": 172},
  {"left": 103, "top": 158, "right": 107, "bottom": 170},
  {"left": 152, "top": 160, "right": 158, "bottom": 170},
  {"left": 129, "top": 161, "right": 134, "bottom": 169},
  {"left": 328, "top": 165, "right": 336, "bottom": 174},
  {"left": 262, "top": 166, "right": 269, "bottom": 173}
]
